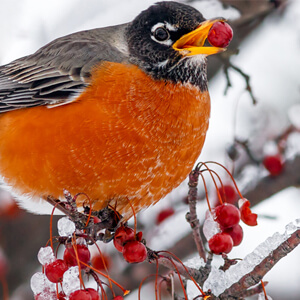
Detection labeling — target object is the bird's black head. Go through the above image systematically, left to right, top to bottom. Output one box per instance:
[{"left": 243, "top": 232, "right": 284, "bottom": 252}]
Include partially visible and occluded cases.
[{"left": 126, "top": 1, "right": 227, "bottom": 90}]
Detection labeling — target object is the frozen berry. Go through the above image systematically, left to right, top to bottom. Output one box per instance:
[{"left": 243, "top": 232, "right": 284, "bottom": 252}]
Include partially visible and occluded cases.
[
  {"left": 208, "top": 21, "right": 233, "bottom": 48},
  {"left": 263, "top": 155, "right": 283, "bottom": 176},
  {"left": 217, "top": 185, "right": 237, "bottom": 205},
  {"left": 239, "top": 198, "right": 258, "bottom": 226},
  {"left": 214, "top": 203, "right": 240, "bottom": 228},
  {"left": 156, "top": 207, "right": 175, "bottom": 224},
  {"left": 223, "top": 224, "right": 243, "bottom": 246},
  {"left": 113, "top": 226, "right": 135, "bottom": 252},
  {"left": 208, "top": 232, "right": 233, "bottom": 254},
  {"left": 122, "top": 240, "right": 147, "bottom": 263},
  {"left": 63, "top": 244, "right": 91, "bottom": 268},
  {"left": 91, "top": 253, "right": 111, "bottom": 271},
  {"left": 45, "top": 259, "right": 68, "bottom": 283},
  {"left": 86, "top": 288, "right": 100, "bottom": 300},
  {"left": 69, "top": 290, "right": 92, "bottom": 300}
]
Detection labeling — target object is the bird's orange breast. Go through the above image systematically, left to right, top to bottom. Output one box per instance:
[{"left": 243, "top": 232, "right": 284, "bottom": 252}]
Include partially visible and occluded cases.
[{"left": 0, "top": 62, "right": 210, "bottom": 218}]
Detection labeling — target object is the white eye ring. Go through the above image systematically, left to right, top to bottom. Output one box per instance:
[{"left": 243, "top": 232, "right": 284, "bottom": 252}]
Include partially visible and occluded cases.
[{"left": 151, "top": 23, "right": 173, "bottom": 46}]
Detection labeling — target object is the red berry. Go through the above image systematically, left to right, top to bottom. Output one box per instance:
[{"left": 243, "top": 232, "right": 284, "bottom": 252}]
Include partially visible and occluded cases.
[
  {"left": 208, "top": 21, "right": 233, "bottom": 48},
  {"left": 263, "top": 155, "right": 283, "bottom": 176},
  {"left": 217, "top": 185, "right": 237, "bottom": 205},
  {"left": 239, "top": 198, "right": 258, "bottom": 226},
  {"left": 214, "top": 203, "right": 240, "bottom": 228},
  {"left": 156, "top": 207, "right": 175, "bottom": 224},
  {"left": 223, "top": 224, "right": 243, "bottom": 246},
  {"left": 113, "top": 226, "right": 135, "bottom": 252},
  {"left": 208, "top": 232, "right": 233, "bottom": 254},
  {"left": 122, "top": 240, "right": 147, "bottom": 263},
  {"left": 63, "top": 244, "right": 91, "bottom": 268},
  {"left": 91, "top": 253, "right": 111, "bottom": 271},
  {"left": 45, "top": 259, "right": 68, "bottom": 283},
  {"left": 86, "top": 288, "right": 100, "bottom": 300},
  {"left": 69, "top": 290, "right": 92, "bottom": 300},
  {"left": 58, "top": 292, "right": 67, "bottom": 300},
  {"left": 113, "top": 297, "right": 124, "bottom": 300}
]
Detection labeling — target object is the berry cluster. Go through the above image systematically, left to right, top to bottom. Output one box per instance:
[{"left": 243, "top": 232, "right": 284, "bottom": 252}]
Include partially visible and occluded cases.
[
  {"left": 206, "top": 199, "right": 257, "bottom": 255},
  {"left": 113, "top": 225, "right": 147, "bottom": 263},
  {"left": 32, "top": 239, "right": 99, "bottom": 300}
]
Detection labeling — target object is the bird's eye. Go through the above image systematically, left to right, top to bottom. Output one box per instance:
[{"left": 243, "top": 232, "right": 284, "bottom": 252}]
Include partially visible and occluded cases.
[{"left": 153, "top": 27, "right": 170, "bottom": 42}]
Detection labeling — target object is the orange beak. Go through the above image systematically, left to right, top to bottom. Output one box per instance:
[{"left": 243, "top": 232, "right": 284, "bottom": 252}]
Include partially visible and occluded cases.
[{"left": 173, "top": 18, "right": 227, "bottom": 56}]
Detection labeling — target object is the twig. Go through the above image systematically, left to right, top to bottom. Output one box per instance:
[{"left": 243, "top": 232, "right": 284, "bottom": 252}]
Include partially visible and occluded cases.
[
  {"left": 222, "top": 59, "right": 257, "bottom": 105},
  {"left": 187, "top": 168, "right": 207, "bottom": 262}
]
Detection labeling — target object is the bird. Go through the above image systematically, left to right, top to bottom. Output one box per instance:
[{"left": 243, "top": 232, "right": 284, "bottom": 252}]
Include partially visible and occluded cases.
[{"left": 0, "top": 1, "right": 228, "bottom": 220}]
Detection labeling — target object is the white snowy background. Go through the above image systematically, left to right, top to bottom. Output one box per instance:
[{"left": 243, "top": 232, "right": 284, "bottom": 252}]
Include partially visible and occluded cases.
[{"left": 1, "top": 0, "right": 300, "bottom": 299}]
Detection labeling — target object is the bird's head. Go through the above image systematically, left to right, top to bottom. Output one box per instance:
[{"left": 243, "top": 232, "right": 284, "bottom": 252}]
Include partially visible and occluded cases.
[{"left": 126, "top": 1, "right": 232, "bottom": 90}]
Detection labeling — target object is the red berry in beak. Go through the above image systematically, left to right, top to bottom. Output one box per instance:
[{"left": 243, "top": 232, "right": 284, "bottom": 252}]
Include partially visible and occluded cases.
[{"left": 208, "top": 21, "right": 233, "bottom": 48}]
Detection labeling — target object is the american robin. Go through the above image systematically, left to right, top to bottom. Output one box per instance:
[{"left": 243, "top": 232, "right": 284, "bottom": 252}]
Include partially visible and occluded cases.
[{"left": 0, "top": 1, "right": 227, "bottom": 219}]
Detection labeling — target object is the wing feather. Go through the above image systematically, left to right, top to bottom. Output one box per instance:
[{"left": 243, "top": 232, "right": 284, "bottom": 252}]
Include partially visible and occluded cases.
[{"left": 0, "top": 23, "right": 129, "bottom": 112}]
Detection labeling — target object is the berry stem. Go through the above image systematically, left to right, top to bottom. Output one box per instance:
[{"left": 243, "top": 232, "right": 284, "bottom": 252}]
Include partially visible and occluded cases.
[
  {"left": 204, "top": 161, "right": 244, "bottom": 199},
  {"left": 127, "top": 198, "right": 137, "bottom": 235},
  {"left": 71, "top": 235, "right": 86, "bottom": 290},
  {"left": 91, "top": 237, "right": 114, "bottom": 296},
  {"left": 158, "top": 251, "right": 206, "bottom": 297},
  {"left": 80, "top": 261, "right": 129, "bottom": 294},
  {"left": 261, "top": 280, "right": 268, "bottom": 300}
]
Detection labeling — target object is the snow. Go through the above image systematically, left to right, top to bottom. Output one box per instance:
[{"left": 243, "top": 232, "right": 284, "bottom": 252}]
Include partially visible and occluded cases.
[
  {"left": 57, "top": 217, "right": 76, "bottom": 237},
  {"left": 37, "top": 247, "right": 55, "bottom": 266}
]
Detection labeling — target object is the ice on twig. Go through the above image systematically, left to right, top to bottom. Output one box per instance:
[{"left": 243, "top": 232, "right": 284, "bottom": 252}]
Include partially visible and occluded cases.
[
  {"left": 203, "top": 211, "right": 220, "bottom": 241},
  {"left": 58, "top": 217, "right": 76, "bottom": 237},
  {"left": 204, "top": 220, "right": 299, "bottom": 296},
  {"left": 37, "top": 246, "right": 55, "bottom": 265},
  {"left": 184, "top": 256, "right": 206, "bottom": 269},
  {"left": 62, "top": 266, "right": 80, "bottom": 296},
  {"left": 30, "top": 272, "right": 55, "bottom": 295}
]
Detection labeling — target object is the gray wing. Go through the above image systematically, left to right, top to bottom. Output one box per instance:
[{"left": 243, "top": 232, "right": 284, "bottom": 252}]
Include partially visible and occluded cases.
[{"left": 0, "top": 23, "right": 129, "bottom": 113}]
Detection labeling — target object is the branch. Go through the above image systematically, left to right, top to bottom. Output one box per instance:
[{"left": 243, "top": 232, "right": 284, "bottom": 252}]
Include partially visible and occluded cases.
[
  {"left": 243, "top": 155, "right": 300, "bottom": 207},
  {"left": 186, "top": 168, "right": 207, "bottom": 262},
  {"left": 219, "top": 227, "right": 300, "bottom": 299}
]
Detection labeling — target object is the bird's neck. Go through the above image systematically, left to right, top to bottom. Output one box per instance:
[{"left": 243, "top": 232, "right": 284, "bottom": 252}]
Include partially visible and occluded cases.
[{"left": 133, "top": 55, "right": 208, "bottom": 92}]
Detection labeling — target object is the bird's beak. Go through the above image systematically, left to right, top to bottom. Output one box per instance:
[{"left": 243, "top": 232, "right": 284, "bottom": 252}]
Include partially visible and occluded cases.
[{"left": 173, "top": 18, "right": 227, "bottom": 56}]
